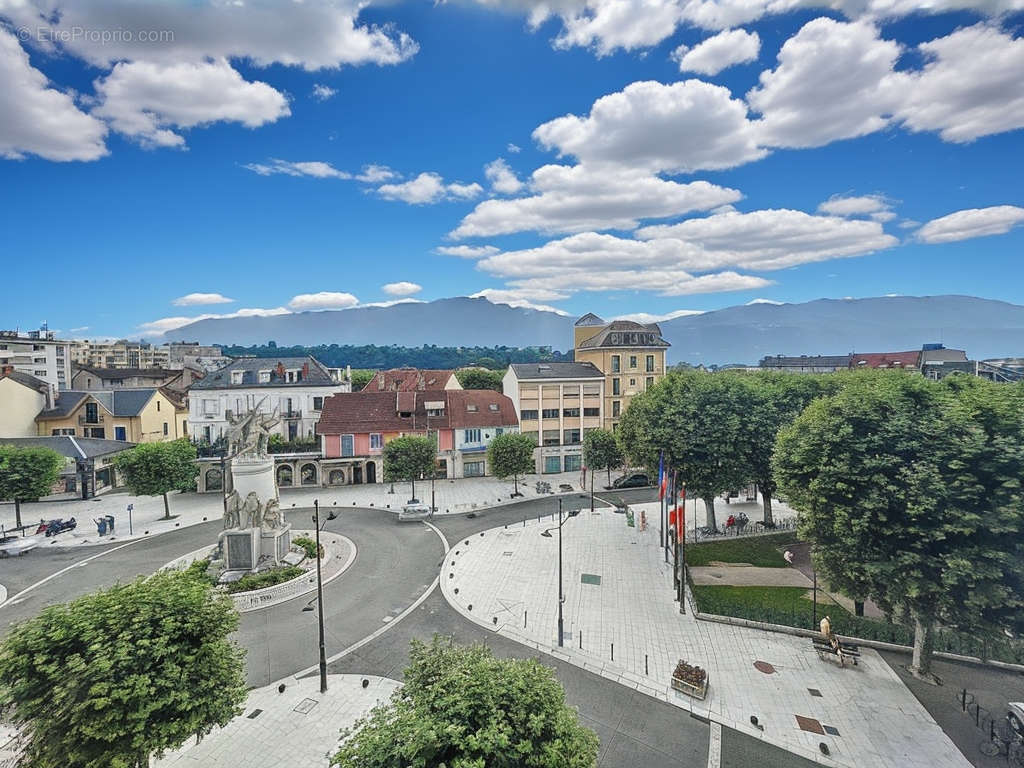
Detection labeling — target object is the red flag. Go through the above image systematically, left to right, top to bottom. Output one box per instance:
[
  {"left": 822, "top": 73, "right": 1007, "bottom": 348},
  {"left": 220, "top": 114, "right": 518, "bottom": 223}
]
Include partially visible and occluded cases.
[
  {"left": 668, "top": 507, "right": 677, "bottom": 529},
  {"left": 677, "top": 507, "right": 685, "bottom": 542}
]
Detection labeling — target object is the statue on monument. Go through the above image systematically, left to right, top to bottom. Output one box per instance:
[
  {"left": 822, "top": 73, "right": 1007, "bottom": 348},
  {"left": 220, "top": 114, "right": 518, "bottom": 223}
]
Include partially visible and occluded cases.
[
  {"left": 226, "top": 400, "right": 281, "bottom": 460},
  {"left": 224, "top": 490, "right": 242, "bottom": 529}
]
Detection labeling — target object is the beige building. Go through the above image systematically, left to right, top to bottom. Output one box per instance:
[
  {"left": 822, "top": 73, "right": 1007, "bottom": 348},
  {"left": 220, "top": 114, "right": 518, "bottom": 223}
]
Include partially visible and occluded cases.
[
  {"left": 572, "top": 314, "right": 670, "bottom": 430},
  {"left": 0, "top": 327, "right": 72, "bottom": 391},
  {"left": 69, "top": 339, "right": 170, "bottom": 369},
  {"left": 502, "top": 363, "right": 605, "bottom": 474},
  {"left": 70, "top": 365, "right": 201, "bottom": 391},
  {"left": 0, "top": 369, "right": 53, "bottom": 438},
  {"left": 36, "top": 388, "right": 188, "bottom": 443}
]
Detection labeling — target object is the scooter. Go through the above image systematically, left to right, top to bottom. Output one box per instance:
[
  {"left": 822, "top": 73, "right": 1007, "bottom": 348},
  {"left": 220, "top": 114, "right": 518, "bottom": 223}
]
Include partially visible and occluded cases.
[{"left": 43, "top": 518, "right": 77, "bottom": 537}]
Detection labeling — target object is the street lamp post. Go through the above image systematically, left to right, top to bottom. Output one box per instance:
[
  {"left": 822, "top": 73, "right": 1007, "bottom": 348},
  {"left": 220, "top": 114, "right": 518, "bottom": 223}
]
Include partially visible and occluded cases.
[
  {"left": 541, "top": 497, "right": 580, "bottom": 647},
  {"left": 313, "top": 500, "right": 328, "bottom": 693}
]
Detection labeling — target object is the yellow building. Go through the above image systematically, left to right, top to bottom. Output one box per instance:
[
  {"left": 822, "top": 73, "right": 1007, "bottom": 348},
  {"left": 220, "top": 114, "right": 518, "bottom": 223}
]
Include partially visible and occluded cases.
[
  {"left": 572, "top": 314, "right": 670, "bottom": 430},
  {"left": 0, "top": 369, "right": 53, "bottom": 438},
  {"left": 35, "top": 388, "right": 188, "bottom": 443}
]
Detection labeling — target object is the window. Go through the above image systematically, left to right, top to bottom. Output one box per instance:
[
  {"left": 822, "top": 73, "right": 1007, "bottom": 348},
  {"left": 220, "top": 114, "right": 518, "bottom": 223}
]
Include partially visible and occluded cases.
[
  {"left": 611, "top": 355, "right": 620, "bottom": 373},
  {"left": 629, "top": 355, "right": 637, "bottom": 369},
  {"left": 646, "top": 355, "right": 655, "bottom": 372},
  {"left": 34, "top": 357, "right": 46, "bottom": 363},
  {"left": 34, "top": 370, "right": 47, "bottom": 376},
  {"left": 231, "top": 370, "right": 243, "bottom": 385},
  {"left": 258, "top": 370, "right": 271, "bottom": 383},
  {"left": 646, "top": 377, "right": 655, "bottom": 389},
  {"left": 612, "top": 378, "right": 620, "bottom": 396},
  {"left": 629, "top": 378, "right": 636, "bottom": 387},
  {"left": 583, "top": 383, "right": 601, "bottom": 396},
  {"left": 563, "top": 386, "right": 579, "bottom": 399},
  {"left": 313, "top": 397, "right": 324, "bottom": 411},
  {"left": 235, "top": 398, "right": 243, "bottom": 415},
  {"left": 203, "top": 399, "right": 218, "bottom": 415},
  {"left": 156, "top": 400, "right": 161, "bottom": 412},
  {"left": 612, "top": 401, "right": 621, "bottom": 417},
  {"left": 85, "top": 402, "right": 98, "bottom": 423},
  {"left": 488, "top": 403, "right": 499, "bottom": 412},
  {"left": 466, "top": 404, "right": 478, "bottom": 412},
  {"left": 562, "top": 407, "right": 579, "bottom": 417},
  {"left": 583, "top": 407, "right": 599, "bottom": 417},
  {"left": 427, "top": 408, "right": 444, "bottom": 417},
  {"left": 541, "top": 408, "right": 559, "bottom": 419},
  {"left": 520, "top": 409, "right": 539, "bottom": 420},
  {"left": 163, "top": 422, "right": 168, "bottom": 436},
  {"left": 115, "top": 426, "right": 127, "bottom": 441},
  {"left": 87, "top": 427, "right": 105, "bottom": 438},
  {"left": 495, "top": 427, "right": 504, "bottom": 436},
  {"left": 51, "top": 428, "right": 75, "bottom": 435},
  {"left": 464, "top": 428, "right": 482, "bottom": 443},
  {"left": 563, "top": 429, "right": 581, "bottom": 444},
  {"left": 542, "top": 430, "right": 560, "bottom": 446},
  {"left": 369, "top": 433, "right": 383, "bottom": 450},
  {"left": 341, "top": 434, "right": 355, "bottom": 457},
  {"left": 564, "top": 454, "right": 582, "bottom": 472},
  {"left": 544, "top": 455, "right": 562, "bottom": 474},
  {"left": 464, "top": 461, "right": 485, "bottom": 477}
]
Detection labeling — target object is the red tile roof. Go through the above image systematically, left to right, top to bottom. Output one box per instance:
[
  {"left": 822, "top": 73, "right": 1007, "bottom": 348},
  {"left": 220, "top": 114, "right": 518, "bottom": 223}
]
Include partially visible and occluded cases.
[
  {"left": 849, "top": 351, "right": 921, "bottom": 369},
  {"left": 363, "top": 368, "right": 457, "bottom": 391},
  {"left": 317, "top": 389, "right": 517, "bottom": 435}
]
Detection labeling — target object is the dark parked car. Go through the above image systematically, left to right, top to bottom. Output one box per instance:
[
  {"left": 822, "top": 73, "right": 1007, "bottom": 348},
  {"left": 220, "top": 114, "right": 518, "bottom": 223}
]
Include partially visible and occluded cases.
[{"left": 606, "top": 473, "right": 650, "bottom": 490}]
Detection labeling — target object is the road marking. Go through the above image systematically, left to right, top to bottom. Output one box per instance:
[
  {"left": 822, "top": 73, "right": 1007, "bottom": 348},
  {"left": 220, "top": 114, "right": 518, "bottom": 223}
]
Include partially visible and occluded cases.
[
  {"left": 295, "top": 520, "right": 451, "bottom": 677},
  {"left": 0, "top": 539, "right": 142, "bottom": 609},
  {"left": 707, "top": 721, "right": 722, "bottom": 768}
]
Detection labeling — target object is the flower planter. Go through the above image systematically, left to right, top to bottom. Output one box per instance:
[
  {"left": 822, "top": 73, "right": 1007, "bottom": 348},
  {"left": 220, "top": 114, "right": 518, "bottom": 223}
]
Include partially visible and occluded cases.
[{"left": 671, "top": 660, "right": 709, "bottom": 700}]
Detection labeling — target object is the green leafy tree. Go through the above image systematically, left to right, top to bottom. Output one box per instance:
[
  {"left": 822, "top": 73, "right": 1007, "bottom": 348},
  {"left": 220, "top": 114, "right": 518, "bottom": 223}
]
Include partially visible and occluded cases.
[
  {"left": 456, "top": 367, "right": 506, "bottom": 391},
  {"left": 350, "top": 369, "right": 375, "bottom": 391},
  {"left": 617, "top": 371, "right": 748, "bottom": 531},
  {"left": 773, "top": 372, "right": 1024, "bottom": 680},
  {"left": 582, "top": 428, "right": 622, "bottom": 486},
  {"left": 487, "top": 432, "right": 536, "bottom": 496},
  {"left": 382, "top": 435, "right": 436, "bottom": 501},
  {"left": 114, "top": 439, "right": 199, "bottom": 520},
  {"left": 0, "top": 444, "right": 63, "bottom": 529},
  {"left": 0, "top": 571, "right": 247, "bottom": 768},
  {"left": 331, "top": 637, "right": 598, "bottom": 768}
]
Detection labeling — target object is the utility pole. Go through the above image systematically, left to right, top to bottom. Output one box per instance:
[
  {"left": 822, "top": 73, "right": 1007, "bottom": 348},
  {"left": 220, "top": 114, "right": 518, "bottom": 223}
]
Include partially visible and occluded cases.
[{"left": 313, "top": 499, "right": 328, "bottom": 693}]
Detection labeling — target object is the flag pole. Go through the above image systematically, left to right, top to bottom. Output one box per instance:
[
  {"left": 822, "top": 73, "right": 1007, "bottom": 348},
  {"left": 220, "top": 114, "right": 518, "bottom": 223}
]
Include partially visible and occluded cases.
[{"left": 679, "top": 484, "right": 686, "bottom": 613}]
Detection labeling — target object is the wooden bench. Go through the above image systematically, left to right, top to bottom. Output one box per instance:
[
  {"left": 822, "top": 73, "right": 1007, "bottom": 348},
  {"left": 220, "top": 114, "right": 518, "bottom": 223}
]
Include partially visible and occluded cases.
[{"left": 813, "top": 640, "right": 861, "bottom": 667}]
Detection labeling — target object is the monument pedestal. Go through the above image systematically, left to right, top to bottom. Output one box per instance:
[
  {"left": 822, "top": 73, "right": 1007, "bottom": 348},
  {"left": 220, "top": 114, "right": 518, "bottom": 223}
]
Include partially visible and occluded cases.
[
  {"left": 230, "top": 456, "right": 277, "bottom": 504},
  {"left": 220, "top": 523, "right": 293, "bottom": 573},
  {"left": 261, "top": 524, "right": 292, "bottom": 563}
]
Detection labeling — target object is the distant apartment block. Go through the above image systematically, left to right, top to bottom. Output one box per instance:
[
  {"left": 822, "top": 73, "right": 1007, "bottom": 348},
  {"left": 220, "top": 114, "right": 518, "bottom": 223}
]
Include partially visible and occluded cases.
[
  {"left": 572, "top": 314, "right": 670, "bottom": 430},
  {"left": 0, "top": 326, "right": 71, "bottom": 392},
  {"left": 69, "top": 338, "right": 170, "bottom": 369},
  {"left": 166, "top": 342, "right": 226, "bottom": 372},
  {"left": 760, "top": 344, "right": 972, "bottom": 378},
  {"left": 759, "top": 354, "right": 854, "bottom": 373},
  {"left": 503, "top": 362, "right": 605, "bottom": 475}
]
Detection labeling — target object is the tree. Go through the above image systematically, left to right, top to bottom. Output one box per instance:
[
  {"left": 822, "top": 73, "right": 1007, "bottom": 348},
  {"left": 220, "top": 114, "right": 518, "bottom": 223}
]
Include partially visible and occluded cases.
[
  {"left": 456, "top": 368, "right": 505, "bottom": 391},
  {"left": 350, "top": 369, "right": 375, "bottom": 391},
  {"left": 617, "top": 371, "right": 748, "bottom": 531},
  {"left": 773, "top": 372, "right": 1024, "bottom": 681},
  {"left": 582, "top": 428, "right": 622, "bottom": 486},
  {"left": 487, "top": 432, "right": 536, "bottom": 496},
  {"left": 382, "top": 435, "right": 436, "bottom": 501},
  {"left": 114, "top": 439, "right": 199, "bottom": 520},
  {"left": 0, "top": 444, "right": 63, "bottom": 529},
  {"left": 0, "top": 570, "right": 247, "bottom": 768},
  {"left": 331, "top": 637, "right": 598, "bottom": 768}
]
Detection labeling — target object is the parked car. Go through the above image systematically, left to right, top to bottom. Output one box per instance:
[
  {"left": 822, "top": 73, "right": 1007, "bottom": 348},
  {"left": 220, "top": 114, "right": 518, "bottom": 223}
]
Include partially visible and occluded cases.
[
  {"left": 605, "top": 473, "right": 650, "bottom": 490},
  {"left": 397, "top": 502, "right": 433, "bottom": 522}
]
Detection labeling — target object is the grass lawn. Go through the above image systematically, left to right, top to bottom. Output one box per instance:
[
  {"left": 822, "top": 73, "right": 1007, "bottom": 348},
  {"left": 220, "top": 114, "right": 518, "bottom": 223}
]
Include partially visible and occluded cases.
[
  {"left": 686, "top": 532, "right": 800, "bottom": 568},
  {"left": 691, "top": 585, "right": 843, "bottom": 632}
]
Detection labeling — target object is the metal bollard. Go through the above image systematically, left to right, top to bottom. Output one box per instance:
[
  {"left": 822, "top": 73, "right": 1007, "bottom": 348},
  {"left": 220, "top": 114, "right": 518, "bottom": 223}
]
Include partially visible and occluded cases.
[
  {"left": 524, "top": 610, "right": 527, "bottom": 628},
  {"left": 611, "top": 643, "right": 614, "bottom": 662},
  {"left": 645, "top": 654, "right": 649, "bottom": 675}
]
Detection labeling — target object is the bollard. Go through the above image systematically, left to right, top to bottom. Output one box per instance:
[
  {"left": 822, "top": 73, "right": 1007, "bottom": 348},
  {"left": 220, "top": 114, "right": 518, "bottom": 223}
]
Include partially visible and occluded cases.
[
  {"left": 524, "top": 610, "right": 527, "bottom": 628},
  {"left": 579, "top": 631, "right": 583, "bottom": 649},
  {"left": 611, "top": 643, "right": 614, "bottom": 661},
  {"left": 645, "top": 654, "right": 649, "bottom": 675}
]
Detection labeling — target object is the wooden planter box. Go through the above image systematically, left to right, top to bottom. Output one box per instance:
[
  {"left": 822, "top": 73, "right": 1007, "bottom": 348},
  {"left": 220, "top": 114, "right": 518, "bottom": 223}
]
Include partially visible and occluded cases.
[{"left": 671, "top": 674, "right": 708, "bottom": 700}]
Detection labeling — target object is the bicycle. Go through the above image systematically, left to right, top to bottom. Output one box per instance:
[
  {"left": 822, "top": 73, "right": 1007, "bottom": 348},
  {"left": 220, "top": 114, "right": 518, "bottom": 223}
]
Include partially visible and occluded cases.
[{"left": 979, "top": 728, "right": 1024, "bottom": 766}]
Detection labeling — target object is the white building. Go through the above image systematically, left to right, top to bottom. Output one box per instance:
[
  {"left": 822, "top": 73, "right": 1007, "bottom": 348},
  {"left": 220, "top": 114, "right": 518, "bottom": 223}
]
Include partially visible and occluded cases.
[
  {"left": 0, "top": 326, "right": 71, "bottom": 392},
  {"left": 69, "top": 339, "right": 170, "bottom": 369},
  {"left": 166, "top": 342, "right": 226, "bottom": 372},
  {"left": 188, "top": 356, "right": 351, "bottom": 444}
]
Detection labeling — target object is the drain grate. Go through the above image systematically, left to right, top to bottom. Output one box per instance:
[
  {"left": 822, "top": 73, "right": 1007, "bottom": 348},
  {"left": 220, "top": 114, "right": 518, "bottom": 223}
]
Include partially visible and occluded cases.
[
  {"left": 581, "top": 573, "right": 601, "bottom": 585},
  {"left": 808, "top": 688, "right": 823, "bottom": 697},
  {"left": 294, "top": 698, "right": 319, "bottom": 714},
  {"left": 246, "top": 709, "right": 263, "bottom": 719}
]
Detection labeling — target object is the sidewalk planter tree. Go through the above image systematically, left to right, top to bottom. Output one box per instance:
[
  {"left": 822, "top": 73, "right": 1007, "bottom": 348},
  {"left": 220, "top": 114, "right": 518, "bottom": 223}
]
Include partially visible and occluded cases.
[
  {"left": 774, "top": 372, "right": 1024, "bottom": 683},
  {"left": 582, "top": 428, "right": 622, "bottom": 487},
  {"left": 487, "top": 432, "right": 536, "bottom": 497},
  {"left": 382, "top": 435, "right": 436, "bottom": 502},
  {"left": 114, "top": 439, "right": 199, "bottom": 520},
  {"left": 0, "top": 445, "right": 63, "bottom": 529},
  {"left": 0, "top": 570, "right": 247, "bottom": 768},
  {"left": 331, "top": 637, "right": 599, "bottom": 768},
  {"left": 670, "top": 659, "right": 708, "bottom": 700}
]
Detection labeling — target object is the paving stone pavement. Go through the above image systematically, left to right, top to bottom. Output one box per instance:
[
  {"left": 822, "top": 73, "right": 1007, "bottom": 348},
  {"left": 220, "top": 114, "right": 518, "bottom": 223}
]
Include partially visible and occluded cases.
[
  {"left": 440, "top": 508, "right": 972, "bottom": 768},
  {"left": 155, "top": 674, "right": 401, "bottom": 767}
]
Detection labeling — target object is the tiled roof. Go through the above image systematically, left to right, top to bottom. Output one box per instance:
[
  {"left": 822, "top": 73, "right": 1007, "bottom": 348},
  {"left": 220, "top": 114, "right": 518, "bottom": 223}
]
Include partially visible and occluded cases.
[
  {"left": 574, "top": 312, "right": 605, "bottom": 327},
  {"left": 575, "top": 320, "right": 669, "bottom": 349},
  {"left": 849, "top": 351, "right": 921, "bottom": 369},
  {"left": 760, "top": 355, "right": 853, "bottom": 368},
  {"left": 191, "top": 356, "right": 336, "bottom": 389},
  {"left": 509, "top": 362, "right": 604, "bottom": 380},
  {"left": 74, "top": 365, "right": 176, "bottom": 379},
  {"left": 363, "top": 368, "right": 457, "bottom": 391},
  {"left": 1, "top": 370, "right": 50, "bottom": 396},
  {"left": 36, "top": 389, "right": 157, "bottom": 420},
  {"left": 317, "top": 389, "right": 517, "bottom": 435},
  {"left": 35, "top": 391, "right": 88, "bottom": 419},
  {"left": 0, "top": 435, "right": 136, "bottom": 458}
]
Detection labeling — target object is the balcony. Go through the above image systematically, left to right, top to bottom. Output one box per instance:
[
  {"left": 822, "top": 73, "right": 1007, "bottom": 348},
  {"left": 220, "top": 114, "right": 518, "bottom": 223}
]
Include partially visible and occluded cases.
[
  {"left": 281, "top": 410, "right": 302, "bottom": 420},
  {"left": 78, "top": 413, "right": 105, "bottom": 425}
]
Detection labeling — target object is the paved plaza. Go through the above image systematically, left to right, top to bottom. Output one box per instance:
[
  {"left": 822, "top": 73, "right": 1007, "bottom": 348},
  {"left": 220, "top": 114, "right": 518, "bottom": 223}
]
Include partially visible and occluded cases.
[{"left": 438, "top": 507, "right": 972, "bottom": 768}]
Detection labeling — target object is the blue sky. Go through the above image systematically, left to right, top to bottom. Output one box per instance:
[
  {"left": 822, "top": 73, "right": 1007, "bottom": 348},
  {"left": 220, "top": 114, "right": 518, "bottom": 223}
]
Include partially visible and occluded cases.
[{"left": 1, "top": 1, "right": 1023, "bottom": 340}]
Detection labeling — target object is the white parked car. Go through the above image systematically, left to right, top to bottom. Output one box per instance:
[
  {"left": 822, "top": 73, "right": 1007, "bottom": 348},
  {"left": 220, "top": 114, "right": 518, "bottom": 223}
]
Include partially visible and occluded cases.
[{"left": 397, "top": 502, "right": 433, "bottom": 522}]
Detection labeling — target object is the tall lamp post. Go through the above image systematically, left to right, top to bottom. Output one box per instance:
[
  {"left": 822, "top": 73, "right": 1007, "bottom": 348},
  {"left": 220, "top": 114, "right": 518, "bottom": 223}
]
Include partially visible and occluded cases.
[
  {"left": 541, "top": 497, "right": 580, "bottom": 646},
  {"left": 304, "top": 499, "right": 336, "bottom": 693}
]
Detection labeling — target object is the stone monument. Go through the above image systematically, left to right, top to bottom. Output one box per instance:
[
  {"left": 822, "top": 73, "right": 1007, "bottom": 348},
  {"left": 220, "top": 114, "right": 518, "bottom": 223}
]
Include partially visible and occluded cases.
[{"left": 219, "top": 403, "right": 291, "bottom": 573}]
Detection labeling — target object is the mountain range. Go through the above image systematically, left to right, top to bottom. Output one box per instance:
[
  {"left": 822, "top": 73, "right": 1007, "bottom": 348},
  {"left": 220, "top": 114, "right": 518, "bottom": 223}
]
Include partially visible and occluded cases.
[{"left": 162, "top": 295, "right": 1024, "bottom": 365}]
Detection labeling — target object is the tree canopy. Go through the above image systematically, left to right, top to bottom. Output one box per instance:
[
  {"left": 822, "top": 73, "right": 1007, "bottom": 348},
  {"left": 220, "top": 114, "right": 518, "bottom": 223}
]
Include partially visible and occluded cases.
[
  {"left": 455, "top": 368, "right": 506, "bottom": 391},
  {"left": 349, "top": 369, "right": 375, "bottom": 391},
  {"left": 773, "top": 372, "right": 1024, "bottom": 679},
  {"left": 582, "top": 429, "right": 622, "bottom": 485},
  {"left": 487, "top": 432, "right": 536, "bottom": 496},
  {"left": 382, "top": 435, "right": 436, "bottom": 500},
  {"left": 114, "top": 439, "right": 199, "bottom": 520},
  {"left": 0, "top": 444, "right": 64, "bottom": 529},
  {"left": 0, "top": 571, "right": 247, "bottom": 768},
  {"left": 331, "top": 637, "right": 598, "bottom": 768}
]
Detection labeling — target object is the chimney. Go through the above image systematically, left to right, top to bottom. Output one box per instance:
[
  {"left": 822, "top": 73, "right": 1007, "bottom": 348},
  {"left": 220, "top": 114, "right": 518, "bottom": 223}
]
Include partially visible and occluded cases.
[
  {"left": 276, "top": 362, "right": 285, "bottom": 377},
  {"left": 302, "top": 362, "right": 310, "bottom": 378},
  {"left": 0, "top": 364, "right": 12, "bottom": 376}
]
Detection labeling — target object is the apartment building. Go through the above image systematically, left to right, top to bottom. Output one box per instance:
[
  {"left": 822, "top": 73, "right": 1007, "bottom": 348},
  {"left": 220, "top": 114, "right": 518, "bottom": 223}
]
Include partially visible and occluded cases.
[
  {"left": 572, "top": 314, "right": 670, "bottom": 430},
  {"left": 0, "top": 326, "right": 71, "bottom": 392},
  {"left": 69, "top": 339, "right": 170, "bottom": 369},
  {"left": 166, "top": 342, "right": 226, "bottom": 372},
  {"left": 503, "top": 362, "right": 604, "bottom": 474},
  {"left": 362, "top": 368, "right": 462, "bottom": 392},
  {"left": 35, "top": 388, "right": 188, "bottom": 443}
]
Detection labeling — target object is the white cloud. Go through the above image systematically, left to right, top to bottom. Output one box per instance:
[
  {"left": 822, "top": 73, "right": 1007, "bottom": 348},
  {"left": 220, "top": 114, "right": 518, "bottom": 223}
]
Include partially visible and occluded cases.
[
  {"left": 747, "top": 18, "right": 905, "bottom": 149},
  {"left": 0, "top": 28, "right": 108, "bottom": 161},
  {"left": 672, "top": 28, "right": 760, "bottom": 75},
  {"left": 92, "top": 58, "right": 290, "bottom": 148},
  {"left": 535, "top": 79, "right": 765, "bottom": 174},
  {"left": 312, "top": 84, "right": 338, "bottom": 101},
  {"left": 507, "top": 143, "right": 522, "bottom": 153},
  {"left": 243, "top": 158, "right": 351, "bottom": 179},
  {"left": 484, "top": 158, "right": 524, "bottom": 195},
  {"left": 355, "top": 164, "right": 399, "bottom": 183},
  {"left": 451, "top": 164, "right": 742, "bottom": 238},
  {"left": 377, "top": 172, "right": 483, "bottom": 204},
  {"left": 818, "top": 194, "right": 891, "bottom": 217},
  {"left": 917, "top": 206, "right": 1024, "bottom": 244},
  {"left": 435, "top": 245, "right": 501, "bottom": 259},
  {"left": 381, "top": 281, "right": 423, "bottom": 296},
  {"left": 469, "top": 289, "right": 571, "bottom": 315},
  {"left": 172, "top": 292, "right": 235, "bottom": 306},
  {"left": 288, "top": 292, "right": 360, "bottom": 311},
  {"left": 746, "top": 297, "right": 784, "bottom": 305},
  {"left": 358, "top": 298, "right": 425, "bottom": 309},
  {"left": 137, "top": 306, "right": 289, "bottom": 335},
  {"left": 612, "top": 309, "right": 704, "bottom": 322},
  {"left": 69, "top": 326, "right": 90, "bottom": 333}
]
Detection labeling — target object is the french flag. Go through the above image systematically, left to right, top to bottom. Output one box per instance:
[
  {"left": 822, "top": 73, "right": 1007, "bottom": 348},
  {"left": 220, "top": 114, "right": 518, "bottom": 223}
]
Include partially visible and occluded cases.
[{"left": 658, "top": 451, "right": 666, "bottom": 500}]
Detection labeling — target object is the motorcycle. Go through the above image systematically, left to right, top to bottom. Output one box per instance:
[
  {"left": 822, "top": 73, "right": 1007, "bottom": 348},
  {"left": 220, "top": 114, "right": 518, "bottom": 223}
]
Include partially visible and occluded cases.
[{"left": 36, "top": 518, "right": 77, "bottom": 537}]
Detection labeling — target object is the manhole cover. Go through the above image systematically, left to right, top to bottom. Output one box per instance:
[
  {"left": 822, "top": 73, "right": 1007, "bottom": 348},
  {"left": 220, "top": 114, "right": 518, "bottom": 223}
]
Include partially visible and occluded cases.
[
  {"left": 581, "top": 573, "right": 601, "bottom": 585},
  {"left": 754, "top": 660, "right": 776, "bottom": 674},
  {"left": 808, "top": 688, "right": 822, "bottom": 697},
  {"left": 294, "top": 698, "right": 319, "bottom": 714},
  {"left": 795, "top": 715, "right": 825, "bottom": 734}
]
